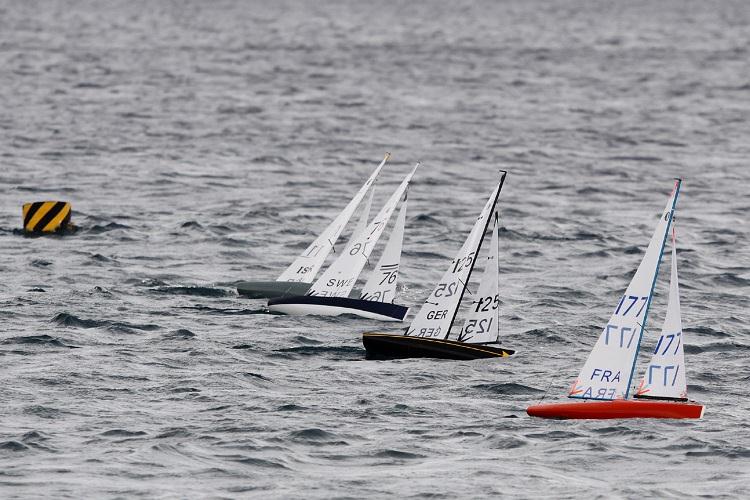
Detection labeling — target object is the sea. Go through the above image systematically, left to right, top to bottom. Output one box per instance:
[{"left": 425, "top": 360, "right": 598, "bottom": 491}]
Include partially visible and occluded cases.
[{"left": 1, "top": 0, "right": 749, "bottom": 498}]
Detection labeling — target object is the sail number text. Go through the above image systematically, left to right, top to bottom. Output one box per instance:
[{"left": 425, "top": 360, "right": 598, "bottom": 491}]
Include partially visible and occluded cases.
[
  {"left": 451, "top": 252, "right": 476, "bottom": 274},
  {"left": 434, "top": 281, "right": 458, "bottom": 297},
  {"left": 472, "top": 294, "right": 499, "bottom": 313},
  {"left": 614, "top": 295, "right": 649, "bottom": 317},
  {"left": 603, "top": 324, "right": 638, "bottom": 348},
  {"left": 652, "top": 331, "right": 681, "bottom": 355}
]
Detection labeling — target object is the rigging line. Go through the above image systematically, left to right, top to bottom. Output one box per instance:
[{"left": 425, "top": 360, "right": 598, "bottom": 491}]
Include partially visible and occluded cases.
[
  {"left": 328, "top": 239, "right": 336, "bottom": 253},
  {"left": 458, "top": 277, "right": 474, "bottom": 295},
  {"left": 636, "top": 321, "right": 652, "bottom": 337},
  {"left": 537, "top": 377, "right": 555, "bottom": 405}
]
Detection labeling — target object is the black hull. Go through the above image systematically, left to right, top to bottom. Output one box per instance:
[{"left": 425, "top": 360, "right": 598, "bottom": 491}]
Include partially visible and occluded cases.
[
  {"left": 268, "top": 295, "right": 409, "bottom": 321},
  {"left": 362, "top": 333, "right": 515, "bottom": 360}
]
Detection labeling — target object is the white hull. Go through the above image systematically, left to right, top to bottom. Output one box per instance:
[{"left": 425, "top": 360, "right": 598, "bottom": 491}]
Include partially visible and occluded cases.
[{"left": 268, "top": 302, "right": 407, "bottom": 322}]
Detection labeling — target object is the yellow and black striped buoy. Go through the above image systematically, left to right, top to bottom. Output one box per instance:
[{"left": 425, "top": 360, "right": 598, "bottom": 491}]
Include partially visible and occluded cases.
[{"left": 22, "top": 201, "right": 75, "bottom": 234}]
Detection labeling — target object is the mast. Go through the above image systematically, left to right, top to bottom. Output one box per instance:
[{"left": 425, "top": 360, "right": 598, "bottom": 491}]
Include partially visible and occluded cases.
[
  {"left": 444, "top": 171, "right": 506, "bottom": 340},
  {"left": 623, "top": 178, "right": 681, "bottom": 399},
  {"left": 493, "top": 211, "right": 501, "bottom": 344}
]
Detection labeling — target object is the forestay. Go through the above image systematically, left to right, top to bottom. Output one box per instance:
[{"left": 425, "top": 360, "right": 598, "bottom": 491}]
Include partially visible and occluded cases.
[
  {"left": 276, "top": 154, "right": 388, "bottom": 283},
  {"left": 307, "top": 164, "right": 419, "bottom": 298},
  {"left": 406, "top": 175, "right": 504, "bottom": 339},
  {"left": 569, "top": 180, "right": 681, "bottom": 400},
  {"left": 360, "top": 197, "right": 407, "bottom": 303},
  {"left": 457, "top": 215, "right": 500, "bottom": 344},
  {"left": 635, "top": 229, "right": 687, "bottom": 400}
]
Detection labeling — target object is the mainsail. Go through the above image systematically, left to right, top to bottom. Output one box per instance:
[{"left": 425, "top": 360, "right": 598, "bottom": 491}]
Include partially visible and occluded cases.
[
  {"left": 276, "top": 153, "right": 389, "bottom": 283},
  {"left": 306, "top": 164, "right": 419, "bottom": 298},
  {"left": 406, "top": 173, "right": 505, "bottom": 339},
  {"left": 569, "top": 180, "right": 681, "bottom": 400},
  {"left": 359, "top": 196, "right": 407, "bottom": 303},
  {"left": 457, "top": 214, "right": 500, "bottom": 344},
  {"left": 635, "top": 228, "right": 687, "bottom": 400}
]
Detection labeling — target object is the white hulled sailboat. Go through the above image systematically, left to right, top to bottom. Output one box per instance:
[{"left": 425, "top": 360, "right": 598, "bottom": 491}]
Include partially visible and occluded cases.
[{"left": 267, "top": 164, "right": 418, "bottom": 321}]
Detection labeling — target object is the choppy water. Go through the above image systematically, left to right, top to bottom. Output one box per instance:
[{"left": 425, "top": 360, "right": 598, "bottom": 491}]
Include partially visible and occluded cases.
[{"left": 1, "top": 0, "right": 749, "bottom": 497}]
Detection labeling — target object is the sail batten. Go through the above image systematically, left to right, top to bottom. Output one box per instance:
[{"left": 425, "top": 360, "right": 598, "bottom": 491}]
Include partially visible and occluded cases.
[
  {"left": 277, "top": 154, "right": 388, "bottom": 283},
  {"left": 569, "top": 180, "right": 681, "bottom": 401}
]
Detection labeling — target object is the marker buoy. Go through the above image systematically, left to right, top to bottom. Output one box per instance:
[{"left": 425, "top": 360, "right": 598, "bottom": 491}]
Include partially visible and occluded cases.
[{"left": 22, "top": 201, "right": 75, "bottom": 234}]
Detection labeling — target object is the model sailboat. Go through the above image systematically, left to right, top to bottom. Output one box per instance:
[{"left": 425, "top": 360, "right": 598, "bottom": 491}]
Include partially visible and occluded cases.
[
  {"left": 237, "top": 153, "right": 389, "bottom": 299},
  {"left": 267, "top": 164, "right": 418, "bottom": 321},
  {"left": 362, "top": 171, "right": 516, "bottom": 359},
  {"left": 527, "top": 179, "right": 704, "bottom": 419}
]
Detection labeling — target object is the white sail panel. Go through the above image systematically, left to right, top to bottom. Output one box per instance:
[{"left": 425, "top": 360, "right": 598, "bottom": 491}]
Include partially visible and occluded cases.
[
  {"left": 276, "top": 154, "right": 388, "bottom": 283},
  {"left": 307, "top": 164, "right": 419, "bottom": 298},
  {"left": 406, "top": 180, "right": 503, "bottom": 340},
  {"left": 569, "top": 181, "right": 680, "bottom": 400},
  {"left": 342, "top": 184, "right": 375, "bottom": 254},
  {"left": 353, "top": 185, "right": 375, "bottom": 242},
  {"left": 360, "top": 198, "right": 407, "bottom": 303},
  {"left": 458, "top": 216, "right": 500, "bottom": 344},
  {"left": 635, "top": 231, "right": 687, "bottom": 400}
]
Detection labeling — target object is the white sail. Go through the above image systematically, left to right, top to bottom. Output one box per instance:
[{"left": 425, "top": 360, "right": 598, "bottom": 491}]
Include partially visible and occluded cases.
[
  {"left": 276, "top": 153, "right": 389, "bottom": 283},
  {"left": 306, "top": 164, "right": 419, "bottom": 298},
  {"left": 406, "top": 175, "right": 505, "bottom": 340},
  {"left": 569, "top": 180, "right": 681, "bottom": 400},
  {"left": 343, "top": 183, "right": 375, "bottom": 253},
  {"left": 355, "top": 185, "right": 375, "bottom": 240},
  {"left": 359, "top": 197, "right": 407, "bottom": 303},
  {"left": 457, "top": 215, "right": 500, "bottom": 344},
  {"left": 635, "top": 229, "right": 687, "bottom": 400}
]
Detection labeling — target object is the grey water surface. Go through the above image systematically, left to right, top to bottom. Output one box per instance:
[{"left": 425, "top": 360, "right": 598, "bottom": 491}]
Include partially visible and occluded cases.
[{"left": 1, "top": 0, "right": 749, "bottom": 498}]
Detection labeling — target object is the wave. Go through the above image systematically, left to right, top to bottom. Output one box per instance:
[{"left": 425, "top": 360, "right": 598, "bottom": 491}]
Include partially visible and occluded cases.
[
  {"left": 85, "top": 222, "right": 131, "bottom": 234},
  {"left": 152, "top": 286, "right": 233, "bottom": 297},
  {"left": 177, "top": 305, "right": 268, "bottom": 315},
  {"left": 52, "top": 312, "right": 160, "bottom": 333},
  {"left": 162, "top": 329, "right": 196, "bottom": 339},
  {"left": 2, "top": 334, "right": 78, "bottom": 348},
  {"left": 686, "top": 341, "right": 750, "bottom": 354},
  {"left": 272, "top": 345, "right": 363, "bottom": 359},
  {"left": 472, "top": 383, "right": 544, "bottom": 395},
  {"left": 288, "top": 428, "right": 340, "bottom": 442},
  {"left": 101, "top": 429, "right": 148, "bottom": 437},
  {"left": 0, "top": 441, "right": 28, "bottom": 451},
  {"left": 371, "top": 449, "right": 424, "bottom": 460}
]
